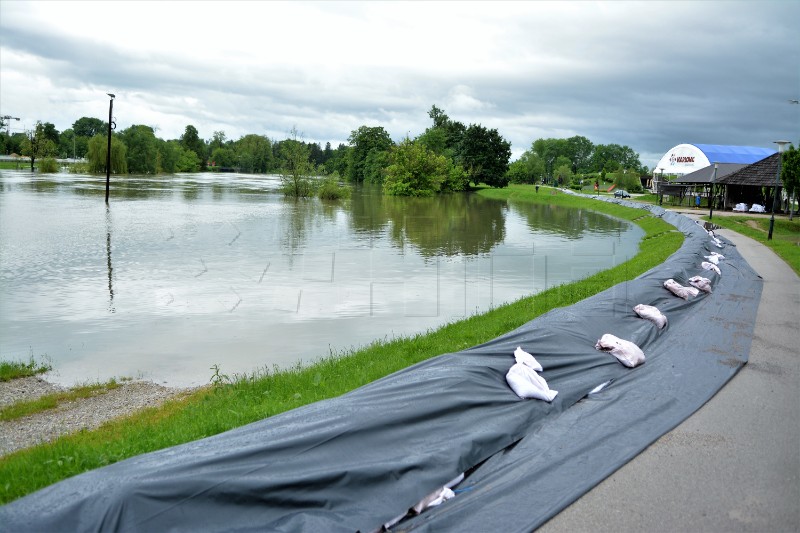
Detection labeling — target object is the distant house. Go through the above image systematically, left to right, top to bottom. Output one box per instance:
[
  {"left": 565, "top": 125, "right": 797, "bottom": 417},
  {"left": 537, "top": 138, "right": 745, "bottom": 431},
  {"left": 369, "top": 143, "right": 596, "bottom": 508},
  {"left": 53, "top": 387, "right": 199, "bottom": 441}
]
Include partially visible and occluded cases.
[{"left": 665, "top": 153, "right": 784, "bottom": 212}]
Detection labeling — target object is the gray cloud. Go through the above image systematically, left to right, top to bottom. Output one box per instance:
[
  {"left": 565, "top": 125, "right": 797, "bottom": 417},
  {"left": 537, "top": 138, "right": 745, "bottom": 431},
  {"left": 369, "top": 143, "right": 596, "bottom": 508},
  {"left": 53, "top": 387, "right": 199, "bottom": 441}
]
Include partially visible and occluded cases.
[{"left": 1, "top": 1, "right": 797, "bottom": 169}]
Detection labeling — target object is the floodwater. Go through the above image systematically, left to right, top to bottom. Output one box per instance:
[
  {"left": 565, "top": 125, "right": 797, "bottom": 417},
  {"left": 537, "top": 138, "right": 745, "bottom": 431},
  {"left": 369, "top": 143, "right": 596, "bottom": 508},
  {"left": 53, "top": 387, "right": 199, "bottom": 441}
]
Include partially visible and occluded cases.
[{"left": 0, "top": 171, "right": 643, "bottom": 387}]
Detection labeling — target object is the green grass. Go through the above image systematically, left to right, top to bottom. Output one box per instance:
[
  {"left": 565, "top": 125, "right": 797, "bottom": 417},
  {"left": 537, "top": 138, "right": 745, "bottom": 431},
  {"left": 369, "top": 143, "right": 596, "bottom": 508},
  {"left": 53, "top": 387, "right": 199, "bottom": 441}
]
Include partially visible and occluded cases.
[
  {"left": 0, "top": 184, "right": 683, "bottom": 504},
  {"left": 702, "top": 215, "right": 800, "bottom": 275},
  {"left": 0, "top": 356, "right": 52, "bottom": 382},
  {"left": 0, "top": 379, "right": 122, "bottom": 422}
]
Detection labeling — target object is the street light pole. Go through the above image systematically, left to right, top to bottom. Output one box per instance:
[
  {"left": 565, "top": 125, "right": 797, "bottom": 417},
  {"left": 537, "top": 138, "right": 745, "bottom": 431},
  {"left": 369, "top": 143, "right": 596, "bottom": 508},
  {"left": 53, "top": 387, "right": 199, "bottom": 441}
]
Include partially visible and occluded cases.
[
  {"left": 105, "top": 94, "right": 115, "bottom": 204},
  {"left": 768, "top": 140, "right": 790, "bottom": 240},
  {"left": 709, "top": 162, "right": 718, "bottom": 219}
]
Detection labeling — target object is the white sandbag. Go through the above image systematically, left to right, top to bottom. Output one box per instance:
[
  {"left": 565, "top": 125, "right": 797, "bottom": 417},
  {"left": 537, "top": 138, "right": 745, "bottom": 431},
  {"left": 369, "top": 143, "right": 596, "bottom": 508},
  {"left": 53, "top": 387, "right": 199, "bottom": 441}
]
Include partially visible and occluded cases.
[
  {"left": 733, "top": 203, "right": 748, "bottom": 212},
  {"left": 749, "top": 204, "right": 766, "bottom": 213},
  {"left": 709, "top": 251, "right": 725, "bottom": 260},
  {"left": 704, "top": 254, "right": 719, "bottom": 265},
  {"left": 701, "top": 261, "right": 722, "bottom": 275},
  {"left": 688, "top": 275, "right": 713, "bottom": 293},
  {"left": 664, "top": 278, "right": 700, "bottom": 300},
  {"left": 633, "top": 303, "right": 667, "bottom": 329},
  {"left": 595, "top": 334, "right": 645, "bottom": 368},
  {"left": 514, "top": 346, "right": 543, "bottom": 371},
  {"left": 506, "top": 363, "right": 558, "bottom": 401},
  {"left": 380, "top": 473, "right": 465, "bottom": 530},
  {"left": 411, "top": 473, "right": 464, "bottom": 515}
]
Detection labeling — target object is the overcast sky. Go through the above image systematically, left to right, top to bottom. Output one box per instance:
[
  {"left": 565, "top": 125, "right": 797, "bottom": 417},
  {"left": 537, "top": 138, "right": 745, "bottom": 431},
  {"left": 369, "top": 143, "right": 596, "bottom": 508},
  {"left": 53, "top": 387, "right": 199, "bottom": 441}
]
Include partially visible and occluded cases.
[{"left": 1, "top": 1, "right": 798, "bottom": 169}]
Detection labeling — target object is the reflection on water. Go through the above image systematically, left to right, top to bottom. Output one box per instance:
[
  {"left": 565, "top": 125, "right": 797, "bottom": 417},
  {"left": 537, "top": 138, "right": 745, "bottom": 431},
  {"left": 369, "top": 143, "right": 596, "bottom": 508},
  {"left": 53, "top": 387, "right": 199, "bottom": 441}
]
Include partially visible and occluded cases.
[
  {"left": 0, "top": 170, "right": 643, "bottom": 387},
  {"left": 106, "top": 206, "right": 115, "bottom": 313}
]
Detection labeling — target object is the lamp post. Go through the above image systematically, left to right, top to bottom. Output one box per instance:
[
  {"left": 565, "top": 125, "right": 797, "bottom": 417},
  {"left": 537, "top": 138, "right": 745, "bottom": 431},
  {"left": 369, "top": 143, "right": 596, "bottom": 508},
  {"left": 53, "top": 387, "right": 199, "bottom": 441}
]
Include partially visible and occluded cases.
[
  {"left": 105, "top": 94, "right": 115, "bottom": 204},
  {"left": 768, "top": 140, "right": 790, "bottom": 240},
  {"left": 709, "top": 162, "right": 718, "bottom": 219},
  {"left": 657, "top": 167, "right": 664, "bottom": 205}
]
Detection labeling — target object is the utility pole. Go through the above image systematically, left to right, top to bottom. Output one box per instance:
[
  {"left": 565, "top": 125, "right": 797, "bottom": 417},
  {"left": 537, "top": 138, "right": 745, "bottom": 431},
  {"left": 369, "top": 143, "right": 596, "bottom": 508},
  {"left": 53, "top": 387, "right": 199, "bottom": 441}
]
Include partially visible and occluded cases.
[{"left": 105, "top": 94, "right": 115, "bottom": 203}]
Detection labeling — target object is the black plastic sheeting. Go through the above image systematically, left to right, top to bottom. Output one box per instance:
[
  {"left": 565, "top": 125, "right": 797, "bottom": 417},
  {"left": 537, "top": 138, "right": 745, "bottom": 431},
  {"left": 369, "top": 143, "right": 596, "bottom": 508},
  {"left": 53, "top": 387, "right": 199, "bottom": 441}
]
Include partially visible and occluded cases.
[{"left": 0, "top": 202, "right": 763, "bottom": 533}]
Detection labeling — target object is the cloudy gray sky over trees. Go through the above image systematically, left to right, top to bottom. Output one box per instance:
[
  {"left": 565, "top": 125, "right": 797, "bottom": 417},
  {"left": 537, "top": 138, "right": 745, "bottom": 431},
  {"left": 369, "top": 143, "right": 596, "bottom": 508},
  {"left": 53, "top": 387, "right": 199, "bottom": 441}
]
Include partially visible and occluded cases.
[{"left": 1, "top": 1, "right": 798, "bottom": 168}]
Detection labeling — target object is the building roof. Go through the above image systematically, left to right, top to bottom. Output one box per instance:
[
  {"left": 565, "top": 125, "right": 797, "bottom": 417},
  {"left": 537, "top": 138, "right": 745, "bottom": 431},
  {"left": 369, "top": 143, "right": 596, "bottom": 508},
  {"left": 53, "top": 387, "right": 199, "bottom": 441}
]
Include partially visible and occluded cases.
[
  {"left": 655, "top": 143, "right": 777, "bottom": 177},
  {"left": 691, "top": 144, "right": 777, "bottom": 165},
  {"left": 718, "top": 153, "right": 781, "bottom": 186},
  {"left": 673, "top": 163, "right": 748, "bottom": 184}
]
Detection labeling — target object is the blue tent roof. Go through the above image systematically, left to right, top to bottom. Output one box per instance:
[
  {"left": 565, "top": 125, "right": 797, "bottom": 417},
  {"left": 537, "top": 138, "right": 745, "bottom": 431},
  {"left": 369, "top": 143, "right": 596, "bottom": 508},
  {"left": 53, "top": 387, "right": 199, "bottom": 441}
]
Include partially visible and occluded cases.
[{"left": 692, "top": 144, "right": 776, "bottom": 164}]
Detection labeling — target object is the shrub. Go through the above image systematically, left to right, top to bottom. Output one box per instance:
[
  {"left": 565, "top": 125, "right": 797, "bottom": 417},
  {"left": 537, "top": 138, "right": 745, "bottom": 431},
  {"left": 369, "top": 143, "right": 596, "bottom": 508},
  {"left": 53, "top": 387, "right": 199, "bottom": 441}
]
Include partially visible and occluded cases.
[
  {"left": 38, "top": 157, "right": 59, "bottom": 173},
  {"left": 318, "top": 175, "right": 351, "bottom": 200}
]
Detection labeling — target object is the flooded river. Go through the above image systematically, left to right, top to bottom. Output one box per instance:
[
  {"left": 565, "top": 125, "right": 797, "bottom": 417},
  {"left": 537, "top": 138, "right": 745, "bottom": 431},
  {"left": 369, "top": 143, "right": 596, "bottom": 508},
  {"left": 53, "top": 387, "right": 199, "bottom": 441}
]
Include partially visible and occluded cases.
[{"left": 0, "top": 171, "right": 642, "bottom": 386}]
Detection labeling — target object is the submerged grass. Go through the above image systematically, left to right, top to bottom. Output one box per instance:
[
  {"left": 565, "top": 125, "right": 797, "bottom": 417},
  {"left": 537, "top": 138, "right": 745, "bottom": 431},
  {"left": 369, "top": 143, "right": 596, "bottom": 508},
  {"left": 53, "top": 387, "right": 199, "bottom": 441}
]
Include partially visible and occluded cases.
[
  {"left": 0, "top": 184, "right": 683, "bottom": 504},
  {"left": 0, "top": 355, "right": 52, "bottom": 382}
]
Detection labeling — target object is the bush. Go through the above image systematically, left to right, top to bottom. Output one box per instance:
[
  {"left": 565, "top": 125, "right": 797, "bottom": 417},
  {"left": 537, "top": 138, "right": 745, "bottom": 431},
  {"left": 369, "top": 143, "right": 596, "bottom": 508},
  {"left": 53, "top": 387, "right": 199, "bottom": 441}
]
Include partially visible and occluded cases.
[
  {"left": 38, "top": 158, "right": 59, "bottom": 173},
  {"left": 318, "top": 175, "right": 351, "bottom": 200}
]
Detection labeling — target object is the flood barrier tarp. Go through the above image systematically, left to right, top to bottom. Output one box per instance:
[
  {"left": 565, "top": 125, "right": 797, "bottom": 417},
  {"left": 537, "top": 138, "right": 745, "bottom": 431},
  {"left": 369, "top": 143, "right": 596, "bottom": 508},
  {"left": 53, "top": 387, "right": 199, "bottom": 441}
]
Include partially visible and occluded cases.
[{"left": 0, "top": 202, "right": 763, "bottom": 533}]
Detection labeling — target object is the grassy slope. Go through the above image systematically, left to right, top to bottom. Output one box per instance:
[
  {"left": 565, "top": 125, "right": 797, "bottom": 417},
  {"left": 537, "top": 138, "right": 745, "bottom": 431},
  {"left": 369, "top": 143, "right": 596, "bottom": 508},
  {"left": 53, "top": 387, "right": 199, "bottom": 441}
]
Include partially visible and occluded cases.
[{"left": 0, "top": 184, "right": 683, "bottom": 504}]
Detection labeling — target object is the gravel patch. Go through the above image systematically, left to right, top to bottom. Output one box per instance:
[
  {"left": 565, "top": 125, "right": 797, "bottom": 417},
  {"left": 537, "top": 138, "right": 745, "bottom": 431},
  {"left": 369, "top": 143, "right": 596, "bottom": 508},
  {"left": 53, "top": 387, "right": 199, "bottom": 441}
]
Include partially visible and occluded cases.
[
  {"left": 0, "top": 376, "right": 65, "bottom": 409},
  {"left": 0, "top": 379, "right": 193, "bottom": 457}
]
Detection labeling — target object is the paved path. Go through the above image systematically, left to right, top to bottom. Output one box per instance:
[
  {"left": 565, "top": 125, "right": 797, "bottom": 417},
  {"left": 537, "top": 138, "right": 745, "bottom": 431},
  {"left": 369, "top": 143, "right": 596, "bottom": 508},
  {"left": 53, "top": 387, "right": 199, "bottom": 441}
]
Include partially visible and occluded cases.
[{"left": 540, "top": 215, "right": 799, "bottom": 532}]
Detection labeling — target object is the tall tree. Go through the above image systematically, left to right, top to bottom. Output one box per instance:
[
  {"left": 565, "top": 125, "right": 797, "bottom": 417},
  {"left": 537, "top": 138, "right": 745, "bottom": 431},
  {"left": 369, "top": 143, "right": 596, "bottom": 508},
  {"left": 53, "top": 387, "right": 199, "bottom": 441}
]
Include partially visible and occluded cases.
[
  {"left": 72, "top": 117, "right": 106, "bottom": 137},
  {"left": 20, "top": 121, "right": 58, "bottom": 171},
  {"left": 457, "top": 124, "right": 511, "bottom": 187},
  {"left": 121, "top": 125, "right": 159, "bottom": 173},
  {"left": 180, "top": 125, "right": 206, "bottom": 168},
  {"left": 346, "top": 126, "right": 394, "bottom": 182},
  {"left": 278, "top": 127, "right": 316, "bottom": 197},
  {"left": 86, "top": 134, "right": 127, "bottom": 174},
  {"left": 236, "top": 134, "right": 273, "bottom": 173},
  {"left": 566, "top": 135, "right": 594, "bottom": 173},
  {"left": 383, "top": 139, "right": 449, "bottom": 196},
  {"left": 781, "top": 144, "right": 799, "bottom": 219}
]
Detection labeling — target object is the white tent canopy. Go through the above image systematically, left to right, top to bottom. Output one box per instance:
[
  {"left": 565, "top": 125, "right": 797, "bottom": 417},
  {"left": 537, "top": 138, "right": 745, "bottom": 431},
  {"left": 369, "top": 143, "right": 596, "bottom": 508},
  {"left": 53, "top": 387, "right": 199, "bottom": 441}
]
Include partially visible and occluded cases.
[{"left": 654, "top": 143, "right": 776, "bottom": 177}]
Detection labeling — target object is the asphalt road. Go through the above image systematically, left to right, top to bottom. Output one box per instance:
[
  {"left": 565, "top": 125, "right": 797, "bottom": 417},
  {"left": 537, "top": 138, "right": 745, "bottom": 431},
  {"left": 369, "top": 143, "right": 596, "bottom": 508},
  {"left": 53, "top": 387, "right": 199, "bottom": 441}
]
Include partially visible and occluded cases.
[{"left": 539, "top": 215, "right": 799, "bottom": 532}]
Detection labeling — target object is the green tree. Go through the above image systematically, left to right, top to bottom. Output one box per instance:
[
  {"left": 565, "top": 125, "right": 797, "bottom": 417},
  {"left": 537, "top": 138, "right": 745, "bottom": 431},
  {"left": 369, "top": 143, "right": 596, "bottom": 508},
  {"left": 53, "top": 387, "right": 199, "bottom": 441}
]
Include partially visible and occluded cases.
[
  {"left": 72, "top": 117, "right": 106, "bottom": 137},
  {"left": 20, "top": 121, "right": 58, "bottom": 171},
  {"left": 40, "top": 122, "right": 60, "bottom": 146},
  {"left": 457, "top": 124, "right": 511, "bottom": 187},
  {"left": 120, "top": 125, "right": 159, "bottom": 174},
  {"left": 180, "top": 125, "right": 206, "bottom": 169},
  {"left": 346, "top": 126, "right": 394, "bottom": 182},
  {"left": 279, "top": 127, "right": 316, "bottom": 197},
  {"left": 86, "top": 134, "right": 127, "bottom": 174},
  {"left": 235, "top": 134, "right": 273, "bottom": 173},
  {"left": 566, "top": 135, "right": 594, "bottom": 173},
  {"left": 383, "top": 139, "right": 450, "bottom": 196},
  {"left": 324, "top": 143, "right": 350, "bottom": 176},
  {"left": 590, "top": 143, "right": 642, "bottom": 174},
  {"left": 781, "top": 144, "right": 799, "bottom": 219},
  {"left": 210, "top": 147, "right": 236, "bottom": 169},
  {"left": 363, "top": 148, "right": 391, "bottom": 184},
  {"left": 506, "top": 151, "right": 545, "bottom": 184},
  {"left": 554, "top": 163, "right": 573, "bottom": 185}
]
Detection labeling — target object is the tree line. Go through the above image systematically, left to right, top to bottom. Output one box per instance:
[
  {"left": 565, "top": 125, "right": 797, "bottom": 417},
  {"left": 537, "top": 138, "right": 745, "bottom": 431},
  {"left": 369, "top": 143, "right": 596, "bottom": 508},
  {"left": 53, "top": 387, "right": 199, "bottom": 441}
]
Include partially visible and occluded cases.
[{"left": 0, "top": 108, "right": 650, "bottom": 196}]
